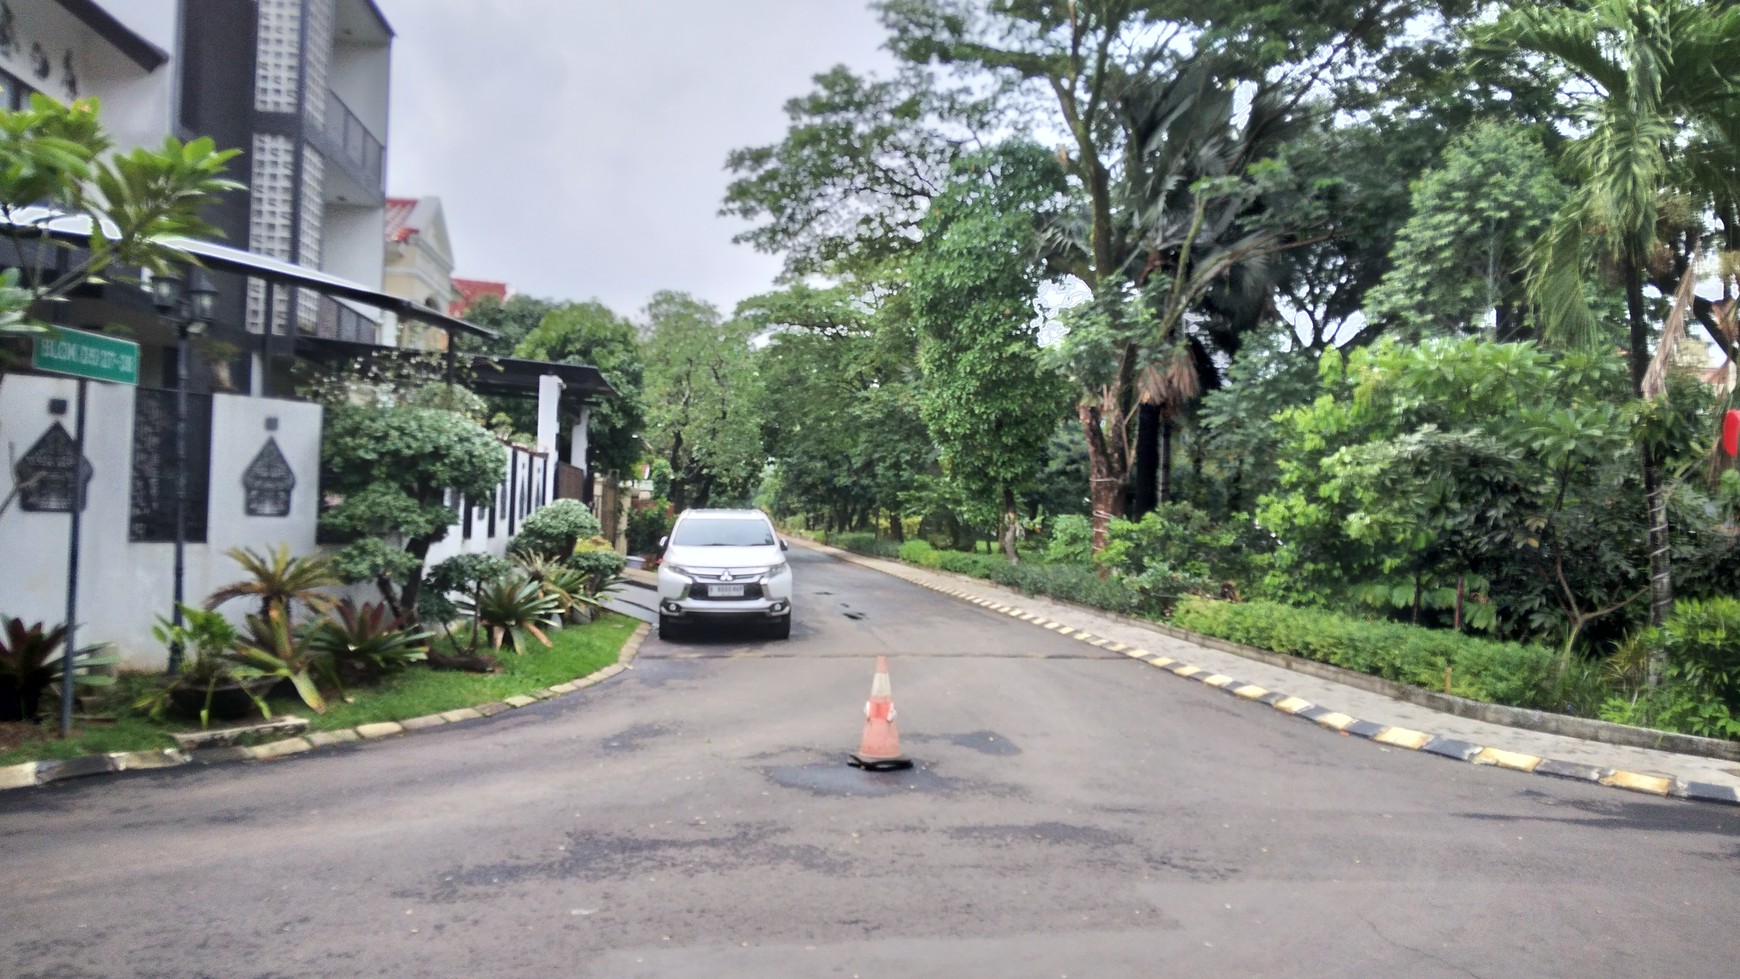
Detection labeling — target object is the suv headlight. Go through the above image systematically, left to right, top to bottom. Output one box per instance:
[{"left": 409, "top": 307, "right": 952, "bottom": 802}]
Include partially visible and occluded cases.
[
  {"left": 765, "top": 562, "right": 789, "bottom": 578},
  {"left": 663, "top": 564, "right": 694, "bottom": 578}
]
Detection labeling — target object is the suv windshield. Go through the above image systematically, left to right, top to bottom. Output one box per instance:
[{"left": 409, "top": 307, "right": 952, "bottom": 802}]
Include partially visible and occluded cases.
[{"left": 670, "top": 517, "right": 776, "bottom": 547}]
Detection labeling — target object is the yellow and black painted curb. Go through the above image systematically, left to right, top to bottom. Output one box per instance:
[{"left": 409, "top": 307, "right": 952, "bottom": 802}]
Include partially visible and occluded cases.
[
  {"left": 805, "top": 541, "right": 1740, "bottom": 809},
  {"left": 0, "top": 622, "right": 651, "bottom": 795}
]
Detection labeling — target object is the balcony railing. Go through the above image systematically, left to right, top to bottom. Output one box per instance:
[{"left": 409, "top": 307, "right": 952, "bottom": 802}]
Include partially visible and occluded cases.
[
  {"left": 315, "top": 89, "right": 384, "bottom": 193},
  {"left": 311, "top": 295, "right": 379, "bottom": 344}
]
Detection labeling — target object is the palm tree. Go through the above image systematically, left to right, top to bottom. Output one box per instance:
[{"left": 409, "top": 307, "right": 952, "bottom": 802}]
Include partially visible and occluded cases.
[
  {"left": 1479, "top": 0, "right": 1740, "bottom": 680},
  {"left": 1115, "top": 59, "right": 1312, "bottom": 508},
  {"left": 204, "top": 544, "right": 341, "bottom": 621}
]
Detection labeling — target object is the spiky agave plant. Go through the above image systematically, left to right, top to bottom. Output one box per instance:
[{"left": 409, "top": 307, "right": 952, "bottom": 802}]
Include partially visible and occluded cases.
[
  {"left": 205, "top": 544, "right": 340, "bottom": 620},
  {"left": 515, "top": 554, "right": 594, "bottom": 623},
  {"left": 457, "top": 577, "right": 562, "bottom": 655},
  {"left": 303, "top": 600, "right": 432, "bottom": 678},
  {"left": 225, "top": 607, "right": 330, "bottom": 713}
]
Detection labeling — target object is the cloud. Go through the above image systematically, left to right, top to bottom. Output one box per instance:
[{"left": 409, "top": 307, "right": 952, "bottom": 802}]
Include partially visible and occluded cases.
[{"left": 379, "top": 0, "right": 892, "bottom": 320}]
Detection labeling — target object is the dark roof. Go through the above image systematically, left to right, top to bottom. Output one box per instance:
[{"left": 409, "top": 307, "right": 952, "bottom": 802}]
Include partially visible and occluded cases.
[
  {"left": 56, "top": 1, "right": 169, "bottom": 71},
  {"left": 1, "top": 208, "right": 499, "bottom": 341},
  {"left": 295, "top": 337, "right": 620, "bottom": 405}
]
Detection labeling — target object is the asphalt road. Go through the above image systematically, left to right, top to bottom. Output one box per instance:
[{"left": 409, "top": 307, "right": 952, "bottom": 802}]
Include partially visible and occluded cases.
[{"left": 5, "top": 546, "right": 1738, "bottom": 978}]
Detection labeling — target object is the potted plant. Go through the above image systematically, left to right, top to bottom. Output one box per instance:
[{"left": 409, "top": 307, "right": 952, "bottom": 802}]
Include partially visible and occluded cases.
[{"left": 150, "top": 605, "right": 273, "bottom": 728}]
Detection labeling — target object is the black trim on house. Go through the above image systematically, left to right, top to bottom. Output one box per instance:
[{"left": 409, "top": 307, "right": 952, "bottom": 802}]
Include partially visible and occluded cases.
[
  {"left": 53, "top": 0, "right": 170, "bottom": 71},
  {"left": 295, "top": 336, "right": 620, "bottom": 405}
]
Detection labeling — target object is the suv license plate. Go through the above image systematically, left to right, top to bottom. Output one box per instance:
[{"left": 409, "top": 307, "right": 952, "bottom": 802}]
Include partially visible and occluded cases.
[{"left": 710, "top": 584, "right": 746, "bottom": 597}]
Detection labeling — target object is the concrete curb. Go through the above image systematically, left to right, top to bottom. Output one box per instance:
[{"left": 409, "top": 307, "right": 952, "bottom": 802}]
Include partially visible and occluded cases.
[
  {"left": 798, "top": 538, "right": 1740, "bottom": 809},
  {"left": 0, "top": 620, "right": 651, "bottom": 795}
]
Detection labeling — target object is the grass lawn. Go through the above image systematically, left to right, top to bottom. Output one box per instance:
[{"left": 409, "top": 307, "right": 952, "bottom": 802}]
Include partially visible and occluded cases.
[{"left": 0, "top": 612, "right": 639, "bottom": 768}]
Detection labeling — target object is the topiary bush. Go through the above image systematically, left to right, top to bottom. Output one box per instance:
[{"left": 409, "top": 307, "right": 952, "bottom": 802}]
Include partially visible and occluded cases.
[
  {"left": 511, "top": 499, "right": 602, "bottom": 561},
  {"left": 566, "top": 536, "right": 627, "bottom": 596}
]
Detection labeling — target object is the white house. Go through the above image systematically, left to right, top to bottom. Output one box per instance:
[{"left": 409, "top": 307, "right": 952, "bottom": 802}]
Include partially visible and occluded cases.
[{"left": 0, "top": 2, "right": 614, "bottom": 668}]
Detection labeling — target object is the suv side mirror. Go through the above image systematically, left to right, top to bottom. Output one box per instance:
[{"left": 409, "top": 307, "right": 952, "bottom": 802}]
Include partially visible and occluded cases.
[
  {"left": 658, "top": 535, "right": 668, "bottom": 549},
  {"left": 779, "top": 538, "right": 789, "bottom": 551}
]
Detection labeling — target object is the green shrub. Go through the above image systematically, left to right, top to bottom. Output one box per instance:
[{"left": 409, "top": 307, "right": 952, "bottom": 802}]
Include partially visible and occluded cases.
[
  {"left": 511, "top": 500, "right": 602, "bottom": 561},
  {"left": 626, "top": 505, "right": 674, "bottom": 556},
  {"left": 1044, "top": 514, "right": 1093, "bottom": 565},
  {"left": 828, "top": 532, "right": 900, "bottom": 558},
  {"left": 898, "top": 539, "right": 942, "bottom": 567},
  {"left": 929, "top": 551, "right": 989, "bottom": 577},
  {"left": 984, "top": 562, "right": 1149, "bottom": 616},
  {"left": 1170, "top": 596, "right": 1563, "bottom": 710},
  {"left": 1660, "top": 596, "right": 1740, "bottom": 710},
  {"left": 1599, "top": 679, "right": 1740, "bottom": 740}
]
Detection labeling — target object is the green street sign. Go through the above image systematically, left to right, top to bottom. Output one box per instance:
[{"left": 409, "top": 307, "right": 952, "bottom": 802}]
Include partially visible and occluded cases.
[{"left": 32, "top": 327, "right": 140, "bottom": 385}]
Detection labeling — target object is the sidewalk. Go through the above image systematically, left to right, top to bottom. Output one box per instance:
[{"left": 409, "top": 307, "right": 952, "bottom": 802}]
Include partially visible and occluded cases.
[{"left": 794, "top": 538, "right": 1740, "bottom": 800}]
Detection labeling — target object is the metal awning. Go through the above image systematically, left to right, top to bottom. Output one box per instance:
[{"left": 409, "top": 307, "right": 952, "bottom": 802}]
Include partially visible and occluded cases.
[
  {"left": 2, "top": 208, "right": 497, "bottom": 340},
  {"left": 296, "top": 336, "right": 620, "bottom": 404}
]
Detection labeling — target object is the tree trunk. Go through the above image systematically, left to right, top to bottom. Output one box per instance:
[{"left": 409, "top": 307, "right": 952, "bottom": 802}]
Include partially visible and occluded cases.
[
  {"left": 1624, "top": 260, "right": 1673, "bottom": 682},
  {"left": 1079, "top": 402, "right": 1127, "bottom": 553},
  {"left": 1132, "top": 402, "right": 1159, "bottom": 516},
  {"left": 1159, "top": 415, "right": 1174, "bottom": 506},
  {"left": 1001, "top": 485, "right": 1019, "bottom": 563},
  {"left": 888, "top": 510, "right": 904, "bottom": 542}
]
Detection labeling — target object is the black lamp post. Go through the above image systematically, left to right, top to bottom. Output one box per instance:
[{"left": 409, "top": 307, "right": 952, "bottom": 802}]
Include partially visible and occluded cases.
[{"left": 151, "top": 267, "right": 218, "bottom": 676}]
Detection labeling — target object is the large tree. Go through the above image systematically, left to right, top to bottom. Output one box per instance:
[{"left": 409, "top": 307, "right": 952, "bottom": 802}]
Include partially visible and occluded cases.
[
  {"left": 1477, "top": 0, "right": 1740, "bottom": 663},
  {"left": 1362, "top": 120, "right": 1568, "bottom": 342},
  {"left": 909, "top": 144, "right": 1072, "bottom": 559},
  {"left": 641, "top": 292, "right": 765, "bottom": 510},
  {"left": 455, "top": 293, "right": 555, "bottom": 356},
  {"left": 515, "top": 300, "right": 647, "bottom": 477}
]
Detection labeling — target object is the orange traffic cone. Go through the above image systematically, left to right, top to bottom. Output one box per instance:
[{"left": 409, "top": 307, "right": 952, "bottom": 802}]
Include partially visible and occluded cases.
[{"left": 849, "top": 656, "right": 913, "bottom": 771}]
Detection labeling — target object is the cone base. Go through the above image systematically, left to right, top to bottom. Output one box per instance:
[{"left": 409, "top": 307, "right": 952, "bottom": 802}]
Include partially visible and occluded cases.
[{"left": 848, "top": 753, "right": 913, "bottom": 771}]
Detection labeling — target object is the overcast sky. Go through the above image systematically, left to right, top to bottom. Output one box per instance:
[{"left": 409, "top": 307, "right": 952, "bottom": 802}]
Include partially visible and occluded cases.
[{"left": 377, "top": 1, "right": 893, "bottom": 321}]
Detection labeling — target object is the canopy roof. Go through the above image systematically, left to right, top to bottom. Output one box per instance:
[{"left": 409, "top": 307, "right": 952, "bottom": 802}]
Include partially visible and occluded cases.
[{"left": 2, "top": 208, "right": 497, "bottom": 341}]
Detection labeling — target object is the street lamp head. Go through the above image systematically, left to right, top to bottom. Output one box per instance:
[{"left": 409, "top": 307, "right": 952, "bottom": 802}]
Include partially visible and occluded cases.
[
  {"left": 188, "top": 268, "right": 218, "bottom": 323},
  {"left": 150, "top": 269, "right": 184, "bottom": 314}
]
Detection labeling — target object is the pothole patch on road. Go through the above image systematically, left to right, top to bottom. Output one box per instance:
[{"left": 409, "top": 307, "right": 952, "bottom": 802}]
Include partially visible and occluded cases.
[
  {"left": 601, "top": 723, "right": 669, "bottom": 753},
  {"left": 907, "top": 730, "right": 1022, "bottom": 757},
  {"left": 763, "top": 762, "right": 962, "bottom": 797},
  {"left": 947, "top": 821, "right": 1130, "bottom": 848}
]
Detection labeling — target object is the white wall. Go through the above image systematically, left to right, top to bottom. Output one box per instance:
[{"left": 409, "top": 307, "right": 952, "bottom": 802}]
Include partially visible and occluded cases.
[
  {"left": 0, "top": 0, "right": 176, "bottom": 152},
  {"left": 328, "top": 40, "right": 389, "bottom": 140},
  {"left": 322, "top": 203, "right": 386, "bottom": 287},
  {"left": 0, "top": 376, "right": 322, "bottom": 669},
  {"left": 422, "top": 443, "right": 551, "bottom": 569}
]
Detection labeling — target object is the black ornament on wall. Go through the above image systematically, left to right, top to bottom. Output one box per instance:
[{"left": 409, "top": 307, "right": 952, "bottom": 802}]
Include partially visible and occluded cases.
[
  {"left": 15, "top": 422, "right": 93, "bottom": 513},
  {"left": 242, "top": 437, "right": 296, "bottom": 517}
]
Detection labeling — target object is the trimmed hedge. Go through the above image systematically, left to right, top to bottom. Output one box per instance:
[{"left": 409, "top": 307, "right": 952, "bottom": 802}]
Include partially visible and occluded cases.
[
  {"left": 827, "top": 532, "right": 900, "bottom": 558},
  {"left": 1170, "top": 596, "right": 1563, "bottom": 710}
]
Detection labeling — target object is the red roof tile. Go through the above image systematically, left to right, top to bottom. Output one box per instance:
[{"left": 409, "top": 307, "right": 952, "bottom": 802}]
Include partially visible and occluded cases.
[
  {"left": 384, "top": 197, "right": 419, "bottom": 243},
  {"left": 449, "top": 278, "right": 509, "bottom": 317}
]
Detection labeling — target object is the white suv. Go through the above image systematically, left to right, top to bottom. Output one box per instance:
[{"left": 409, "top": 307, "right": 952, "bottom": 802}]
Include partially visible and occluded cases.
[{"left": 655, "top": 509, "right": 794, "bottom": 641}]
